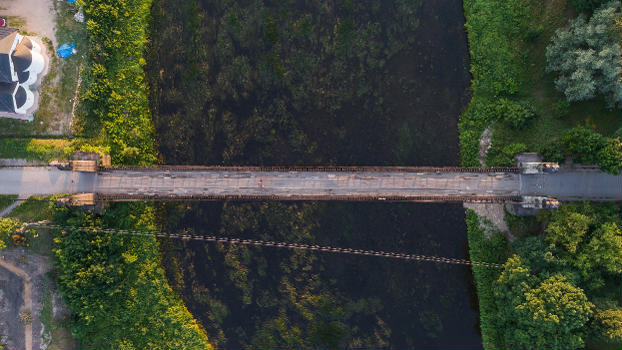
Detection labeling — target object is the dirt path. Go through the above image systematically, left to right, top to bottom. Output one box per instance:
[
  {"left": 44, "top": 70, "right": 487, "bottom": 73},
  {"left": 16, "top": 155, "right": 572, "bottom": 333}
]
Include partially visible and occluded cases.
[
  {"left": 0, "top": 0, "right": 57, "bottom": 48},
  {"left": 464, "top": 125, "right": 513, "bottom": 238},
  {"left": 0, "top": 200, "right": 23, "bottom": 218},
  {"left": 0, "top": 258, "right": 32, "bottom": 350}
]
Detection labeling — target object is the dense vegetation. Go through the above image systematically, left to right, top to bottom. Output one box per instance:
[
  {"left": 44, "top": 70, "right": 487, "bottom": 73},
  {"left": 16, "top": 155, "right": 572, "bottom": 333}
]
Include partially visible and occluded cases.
[
  {"left": 38, "top": 0, "right": 213, "bottom": 348},
  {"left": 77, "top": 0, "right": 156, "bottom": 165},
  {"left": 460, "top": 0, "right": 621, "bottom": 168},
  {"left": 462, "top": 0, "right": 622, "bottom": 348},
  {"left": 546, "top": 1, "right": 621, "bottom": 108},
  {"left": 539, "top": 126, "right": 622, "bottom": 173},
  {"left": 51, "top": 203, "right": 212, "bottom": 350},
  {"left": 468, "top": 204, "right": 622, "bottom": 350},
  {"left": 465, "top": 212, "right": 510, "bottom": 349}
]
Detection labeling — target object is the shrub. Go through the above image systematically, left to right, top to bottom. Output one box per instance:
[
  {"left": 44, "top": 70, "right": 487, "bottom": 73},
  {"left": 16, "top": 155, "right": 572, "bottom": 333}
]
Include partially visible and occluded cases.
[
  {"left": 495, "top": 98, "right": 536, "bottom": 129},
  {"left": 553, "top": 100, "right": 570, "bottom": 118},
  {"left": 560, "top": 126, "right": 604, "bottom": 164},
  {"left": 597, "top": 137, "right": 622, "bottom": 174},
  {"left": 538, "top": 139, "right": 565, "bottom": 163},
  {"left": 487, "top": 142, "right": 528, "bottom": 166}
]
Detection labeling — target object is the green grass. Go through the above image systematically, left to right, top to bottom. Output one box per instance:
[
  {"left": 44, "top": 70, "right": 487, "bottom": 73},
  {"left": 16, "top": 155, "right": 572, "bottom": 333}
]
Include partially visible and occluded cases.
[
  {"left": 0, "top": 139, "right": 71, "bottom": 161},
  {"left": 0, "top": 195, "right": 17, "bottom": 212},
  {"left": 8, "top": 198, "right": 55, "bottom": 222}
]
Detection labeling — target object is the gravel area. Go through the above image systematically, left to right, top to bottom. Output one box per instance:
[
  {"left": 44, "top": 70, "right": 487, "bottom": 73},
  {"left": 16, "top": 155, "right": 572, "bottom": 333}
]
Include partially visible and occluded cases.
[{"left": 0, "top": 0, "right": 57, "bottom": 48}]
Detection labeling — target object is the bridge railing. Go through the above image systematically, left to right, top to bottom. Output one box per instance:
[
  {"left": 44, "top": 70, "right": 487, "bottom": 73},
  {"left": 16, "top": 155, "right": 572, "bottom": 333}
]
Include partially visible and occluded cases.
[
  {"left": 100, "top": 165, "right": 521, "bottom": 173},
  {"left": 94, "top": 193, "right": 524, "bottom": 203}
]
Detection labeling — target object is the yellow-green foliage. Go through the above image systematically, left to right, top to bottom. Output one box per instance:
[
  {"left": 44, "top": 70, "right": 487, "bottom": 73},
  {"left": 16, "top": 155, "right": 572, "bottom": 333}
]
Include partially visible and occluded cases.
[
  {"left": 79, "top": 0, "right": 156, "bottom": 165},
  {"left": 0, "top": 139, "right": 72, "bottom": 161},
  {"left": 53, "top": 203, "right": 212, "bottom": 350}
]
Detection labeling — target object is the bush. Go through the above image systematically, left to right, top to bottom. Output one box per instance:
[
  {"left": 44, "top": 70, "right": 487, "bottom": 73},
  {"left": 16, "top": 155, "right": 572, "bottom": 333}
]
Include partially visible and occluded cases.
[
  {"left": 79, "top": 0, "right": 157, "bottom": 165},
  {"left": 495, "top": 98, "right": 536, "bottom": 129},
  {"left": 552, "top": 100, "right": 570, "bottom": 118},
  {"left": 560, "top": 126, "right": 604, "bottom": 164},
  {"left": 597, "top": 137, "right": 622, "bottom": 174},
  {"left": 538, "top": 139, "right": 565, "bottom": 163},
  {"left": 487, "top": 142, "right": 527, "bottom": 166},
  {"left": 53, "top": 203, "right": 212, "bottom": 350},
  {"left": 465, "top": 211, "right": 510, "bottom": 349}
]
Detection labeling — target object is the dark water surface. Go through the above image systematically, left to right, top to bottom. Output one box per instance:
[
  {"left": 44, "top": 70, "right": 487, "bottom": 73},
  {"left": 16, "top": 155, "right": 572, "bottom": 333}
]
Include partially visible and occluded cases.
[{"left": 149, "top": 0, "right": 480, "bottom": 348}]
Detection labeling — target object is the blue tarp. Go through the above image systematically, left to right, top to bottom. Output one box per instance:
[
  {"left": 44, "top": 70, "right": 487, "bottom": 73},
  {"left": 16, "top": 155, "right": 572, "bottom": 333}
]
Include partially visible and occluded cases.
[
  {"left": 66, "top": 0, "right": 76, "bottom": 3},
  {"left": 57, "top": 43, "right": 75, "bottom": 58}
]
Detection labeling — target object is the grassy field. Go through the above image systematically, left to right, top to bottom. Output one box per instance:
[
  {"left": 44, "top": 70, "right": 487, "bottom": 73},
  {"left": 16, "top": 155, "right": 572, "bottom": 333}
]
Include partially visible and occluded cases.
[{"left": 0, "top": 139, "right": 71, "bottom": 161}]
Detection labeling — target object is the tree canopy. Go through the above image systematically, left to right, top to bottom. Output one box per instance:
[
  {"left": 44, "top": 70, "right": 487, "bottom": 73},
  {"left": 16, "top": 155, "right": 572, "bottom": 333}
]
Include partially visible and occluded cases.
[
  {"left": 546, "top": 1, "right": 622, "bottom": 108},
  {"left": 494, "top": 256, "right": 594, "bottom": 350}
]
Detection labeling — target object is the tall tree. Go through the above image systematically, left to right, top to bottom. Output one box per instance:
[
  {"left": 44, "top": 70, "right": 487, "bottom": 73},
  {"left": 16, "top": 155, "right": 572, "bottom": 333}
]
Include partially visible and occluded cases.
[
  {"left": 546, "top": 1, "right": 622, "bottom": 108},
  {"left": 545, "top": 210, "right": 592, "bottom": 254},
  {"left": 577, "top": 222, "right": 622, "bottom": 275},
  {"left": 494, "top": 256, "right": 594, "bottom": 350},
  {"left": 514, "top": 275, "right": 594, "bottom": 350},
  {"left": 592, "top": 306, "right": 622, "bottom": 342}
]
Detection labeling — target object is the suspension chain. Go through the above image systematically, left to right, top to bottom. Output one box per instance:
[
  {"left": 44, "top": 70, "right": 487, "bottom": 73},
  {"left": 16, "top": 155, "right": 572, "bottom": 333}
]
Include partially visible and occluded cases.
[{"left": 25, "top": 222, "right": 502, "bottom": 269}]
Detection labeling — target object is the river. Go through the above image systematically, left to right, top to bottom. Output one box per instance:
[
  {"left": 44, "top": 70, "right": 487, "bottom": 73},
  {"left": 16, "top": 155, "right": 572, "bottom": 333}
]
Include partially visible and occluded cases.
[{"left": 148, "top": 0, "right": 481, "bottom": 348}]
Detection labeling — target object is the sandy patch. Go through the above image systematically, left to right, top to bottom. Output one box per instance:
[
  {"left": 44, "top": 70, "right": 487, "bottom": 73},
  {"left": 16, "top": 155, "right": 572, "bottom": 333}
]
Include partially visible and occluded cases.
[
  {"left": 0, "top": 0, "right": 57, "bottom": 48},
  {"left": 0, "top": 247, "right": 74, "bottom": 350}
]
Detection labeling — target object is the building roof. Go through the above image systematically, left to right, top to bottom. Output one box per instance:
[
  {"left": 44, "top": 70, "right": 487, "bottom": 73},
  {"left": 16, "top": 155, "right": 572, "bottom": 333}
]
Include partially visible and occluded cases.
[
  {"left": 0, "top": 28, "right": 18, "bottom": 42},
  {"left": 0, "top": 31, "right": 48, "bottom": 115},
  {"left": 0, "top": 32, "right": 18, "bottom": 83},
  {"left": 12, "top": 41, "right": 32, "bottom": 72},
  {"left": 0, "top": 82, "right": 16, "bottom": 112},
  {"left": 14, "top": 85, "right": 26, "bottom": 109}
]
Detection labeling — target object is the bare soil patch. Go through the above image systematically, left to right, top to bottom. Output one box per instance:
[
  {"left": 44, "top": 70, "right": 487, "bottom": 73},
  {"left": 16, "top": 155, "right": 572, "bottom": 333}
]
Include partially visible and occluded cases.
[
  {"left": 0, "top": 0, "right": 57, "bottom": 48},
  {"left": 0, "top": 247, "right": 74, "bottom": 350}
]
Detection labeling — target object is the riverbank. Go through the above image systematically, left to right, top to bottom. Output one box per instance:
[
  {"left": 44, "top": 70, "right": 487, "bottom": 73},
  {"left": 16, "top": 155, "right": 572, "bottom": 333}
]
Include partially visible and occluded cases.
[
  {"left": 5, "top": 0, "right": 213, "bottom": 348},
  {"left": 461, "top": 0, "right": 622, "bottom": 348}
]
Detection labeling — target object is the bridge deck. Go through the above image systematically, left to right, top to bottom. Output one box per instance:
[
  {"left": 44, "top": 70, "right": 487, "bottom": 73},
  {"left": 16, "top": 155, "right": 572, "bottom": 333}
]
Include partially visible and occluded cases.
[
  {"left": 0, "top": 167, "right": 620, "bottom": 202},
  {"left": 95, "top": 170, "right": 520, "bottom": 201}
]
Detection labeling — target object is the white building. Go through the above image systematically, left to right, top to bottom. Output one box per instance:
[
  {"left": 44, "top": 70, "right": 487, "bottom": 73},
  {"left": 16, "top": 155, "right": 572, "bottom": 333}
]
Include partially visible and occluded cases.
[{"left": 0, "top": 27, "right": 47, "bottom": 115}]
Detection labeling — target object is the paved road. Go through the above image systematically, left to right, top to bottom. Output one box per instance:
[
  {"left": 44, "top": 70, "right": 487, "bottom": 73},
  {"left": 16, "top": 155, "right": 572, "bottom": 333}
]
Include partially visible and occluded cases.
[
  {"left": 0, "top": 167, "right": 620, "bottom": 201},
  {"left": 0, "top": 167, "right": 94, "bottom": 198},
  {"left": 521, "top": 171, "right": 622, "bottom": 201}
]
